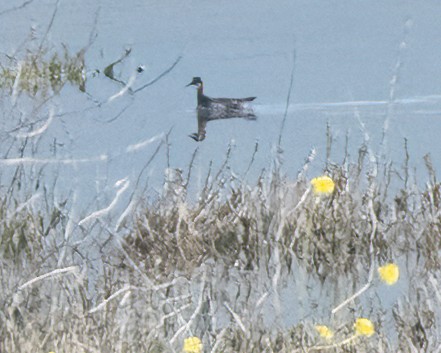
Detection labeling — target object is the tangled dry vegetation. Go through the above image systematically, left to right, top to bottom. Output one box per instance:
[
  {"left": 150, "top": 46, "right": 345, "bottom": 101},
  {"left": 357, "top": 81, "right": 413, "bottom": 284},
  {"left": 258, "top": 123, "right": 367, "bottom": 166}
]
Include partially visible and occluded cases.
[
  {"left": 1, "top": 144, "right": 441, "bottom": 353},
  {"left": 125, "top": 152, "right": 438, "bottom": 280}
]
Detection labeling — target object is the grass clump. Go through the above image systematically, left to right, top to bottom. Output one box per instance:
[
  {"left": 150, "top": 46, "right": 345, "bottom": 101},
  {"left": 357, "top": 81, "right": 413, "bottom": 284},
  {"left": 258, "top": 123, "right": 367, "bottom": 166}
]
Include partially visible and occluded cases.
[{"left": 124, "top": 156, "right": 394, "bottom": 282}]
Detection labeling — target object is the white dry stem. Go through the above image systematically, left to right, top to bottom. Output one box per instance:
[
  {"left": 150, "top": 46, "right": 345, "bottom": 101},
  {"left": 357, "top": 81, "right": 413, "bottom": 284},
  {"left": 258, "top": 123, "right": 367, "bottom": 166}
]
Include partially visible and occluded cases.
[
  {"left": 380, "top": 19, "right": 411, "bottom": 155},
  {"left": 11, "top": 61, "right": 22, "bottom": 106},
  {"left": 107, "top": 73, "right": 137, "bottom": 103},
  {"left": 15, "top": 109, "right": 55, "bottom": 138},
  {"left": 126, "top": 133, "right": 165, "bottom": 153},
  {"left": 297, "top": 148, "right": 317, "bottom": 180},
  {"left": 0, "top": 155, "right": 108, "bottom": 166},
  {"left": 78, "top": 177, "right": 130, "bottom": 226},
  {"left": 332, "top": 186, "right": 378, "bottom": 315},
  {"left": 287, "top": 187, "right": 311, "bottom": 218},
  {"left": 4, "top": 193, "right": 41, "bottom": 222},
  {"left": 114, "top": 197, "right": 137, "bottom": 232},
  {"left": 175, "top": 203, "right": 190, "bottom": 261},
  {"left": 272, "top": 207, "right": 287, "bottom": 321},
  {"left": 271, "top": 245, "right": 282, "bottom": 322},
  {"left": 18, "top": 266, "right": 79, "bottom": 290},
  {"left": 170, "top": 269, "right": 208, "bottom": 345},
  {"left": 331, "top": 272, "right": 373, "bottom": 315},
  {"left": 428, "top": 273, "right": 441, "bottom": 305},
  {"left": 88, "top": 285, "right": 135, "bottom": 314},
  {"left": 120, "top": 289, "right": 132, "bottom": 306},
  {"left": 255, "top": 291, "right": 269, "bottom": 309},
  {"left": 224, "top": 302, "right": 249, "bottom": 339},
  {"left": 155, "top": 303, "right": 193, "bottom": 330},
  {"left": 210, "top": 328, "right": 228, "bottom": 353}
]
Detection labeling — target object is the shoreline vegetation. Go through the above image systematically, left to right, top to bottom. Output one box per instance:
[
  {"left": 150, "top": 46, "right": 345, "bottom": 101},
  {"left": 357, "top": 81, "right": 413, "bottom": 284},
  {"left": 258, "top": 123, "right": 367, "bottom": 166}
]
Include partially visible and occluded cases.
[
  {"left": 0, "top": 36, "right": 440, "bottom": 352},
  {"left": 0, "top": 46, "right": 86, "bottom": 97},
  {"left": 1, "top": 141, "right": 440, "bottom": 352}
]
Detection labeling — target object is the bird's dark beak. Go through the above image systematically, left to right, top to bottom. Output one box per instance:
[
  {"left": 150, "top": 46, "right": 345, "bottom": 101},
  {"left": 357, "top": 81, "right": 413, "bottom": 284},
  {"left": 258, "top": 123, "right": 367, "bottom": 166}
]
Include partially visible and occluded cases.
[{"left": 185, "top": 81, "right": 194, "bottom": 87}]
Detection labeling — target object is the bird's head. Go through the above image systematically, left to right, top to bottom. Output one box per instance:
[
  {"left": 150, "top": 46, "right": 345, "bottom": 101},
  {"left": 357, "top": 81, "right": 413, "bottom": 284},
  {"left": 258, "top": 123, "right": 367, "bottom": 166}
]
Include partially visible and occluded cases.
[{"left": 186, "top": 77, "right": 203, "bottom": 88}]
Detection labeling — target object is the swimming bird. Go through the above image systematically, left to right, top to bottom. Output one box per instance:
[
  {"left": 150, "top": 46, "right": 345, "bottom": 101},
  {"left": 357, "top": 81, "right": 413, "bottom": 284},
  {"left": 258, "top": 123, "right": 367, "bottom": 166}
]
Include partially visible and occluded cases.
[
  {"left": 186, "top": 76, "right": 256, "bottom": 109},
  {"left": 186, "top": 77, "right": 257, "bottom": 141}
]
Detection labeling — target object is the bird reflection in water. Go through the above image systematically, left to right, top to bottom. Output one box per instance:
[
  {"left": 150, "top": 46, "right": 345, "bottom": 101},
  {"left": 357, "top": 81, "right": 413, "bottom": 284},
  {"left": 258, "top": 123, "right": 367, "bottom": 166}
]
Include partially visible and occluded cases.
[{"left": 186, "top": 77, "right": 257, "bottom": 141}]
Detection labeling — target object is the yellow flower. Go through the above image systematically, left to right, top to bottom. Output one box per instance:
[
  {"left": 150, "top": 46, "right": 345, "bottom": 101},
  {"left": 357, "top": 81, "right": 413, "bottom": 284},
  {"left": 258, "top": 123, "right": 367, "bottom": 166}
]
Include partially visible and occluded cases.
[
  {"left": 311, "top": 176, "right": 335, "bottom": 195},
  {"left": 378, "top": 263, "right": 399, "bottom": 285},
  {"left": 354, "top": 318, "right": 375, "bottom": 337},
  {"left": 315, "top": 325, "right": 334, "bottom": 339},
  {"left": 183, "top": 336, "right": 203, "bottom": 353}
]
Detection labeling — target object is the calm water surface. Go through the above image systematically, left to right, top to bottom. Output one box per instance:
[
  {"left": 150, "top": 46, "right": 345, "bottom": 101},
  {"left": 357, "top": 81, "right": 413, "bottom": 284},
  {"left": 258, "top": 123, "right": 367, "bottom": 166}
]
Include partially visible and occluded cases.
[{"left": 2, "top": 1, "right": 441, "bottom": 204}]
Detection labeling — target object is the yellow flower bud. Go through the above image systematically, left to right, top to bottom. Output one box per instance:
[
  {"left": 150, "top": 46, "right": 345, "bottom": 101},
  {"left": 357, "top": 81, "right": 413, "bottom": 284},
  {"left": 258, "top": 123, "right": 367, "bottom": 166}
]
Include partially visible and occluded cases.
[
  {"left": 311, "top": 176, "right": 335, "bottom": 195},
  {"left": 378, "top": 263, "right": 399, "bottom": 285},
  {"left": 354, "top": 318, "right": 375, "bottom": 337},
  {"left": 315, "top": 325, "right": 334, "bottom": 339},
  {"left": 183, "top": 336, "right": 203, "bottom": 353}
]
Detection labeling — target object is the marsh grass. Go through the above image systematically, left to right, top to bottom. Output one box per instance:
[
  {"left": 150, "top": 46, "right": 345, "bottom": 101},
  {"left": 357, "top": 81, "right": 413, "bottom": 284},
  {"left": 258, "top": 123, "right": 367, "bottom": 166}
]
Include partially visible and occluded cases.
[
  {"left": 0, "top": 140, "right": 440, "bottom": 353},
  {"left": 125, "top": 152, "right": 393, "bottom": 281}
]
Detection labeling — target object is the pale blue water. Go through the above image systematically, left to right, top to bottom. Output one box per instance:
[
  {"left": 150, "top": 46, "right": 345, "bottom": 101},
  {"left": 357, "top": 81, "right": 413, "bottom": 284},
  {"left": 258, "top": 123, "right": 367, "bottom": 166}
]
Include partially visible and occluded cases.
[{"left": 2, "top": 1, "right": 441, "bottom": 205}]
